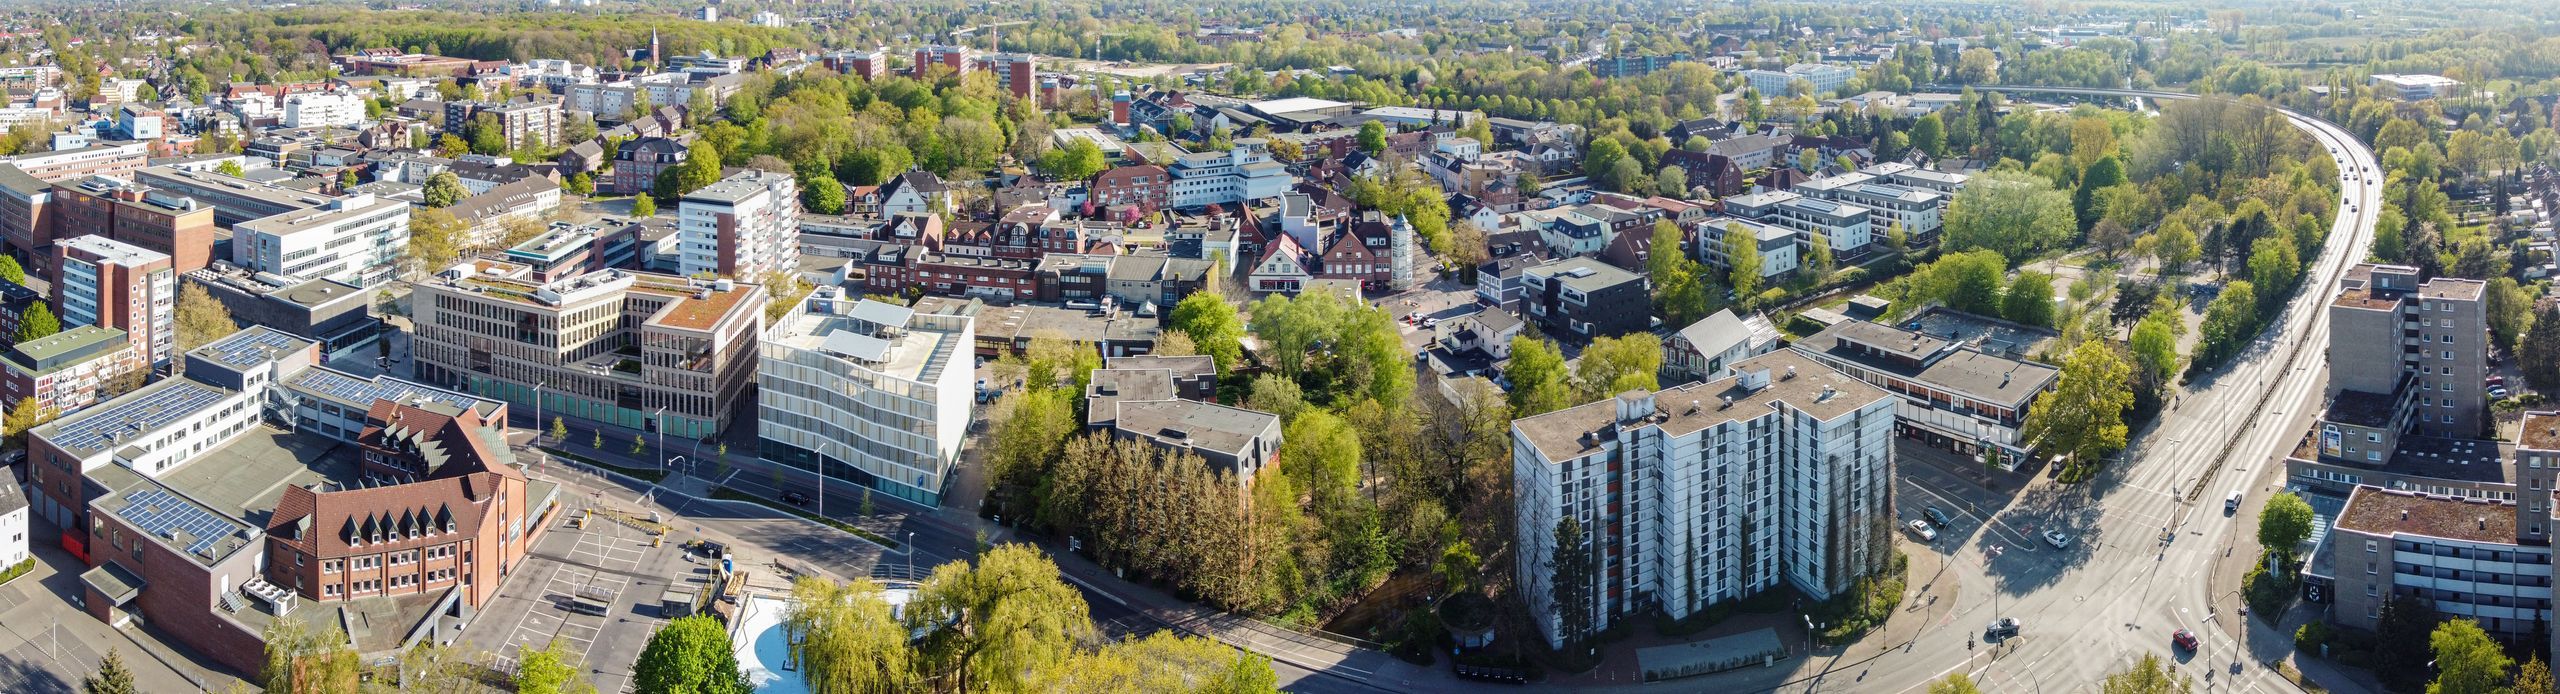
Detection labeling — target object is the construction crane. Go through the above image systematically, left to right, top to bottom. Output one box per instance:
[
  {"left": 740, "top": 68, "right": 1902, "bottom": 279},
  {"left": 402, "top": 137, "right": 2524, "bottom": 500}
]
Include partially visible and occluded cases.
[{"left": 949, "top": 20, "right": 1031, "bottom": 53}]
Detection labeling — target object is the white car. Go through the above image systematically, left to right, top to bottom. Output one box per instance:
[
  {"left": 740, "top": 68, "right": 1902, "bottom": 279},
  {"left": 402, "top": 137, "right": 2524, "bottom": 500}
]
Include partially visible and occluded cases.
[
  {"left": 1907, "top": 519, "right": 1939, "bottom": 542},
  {"left": 2043, "top": 530, "right": 2073, "bottom": 549}
]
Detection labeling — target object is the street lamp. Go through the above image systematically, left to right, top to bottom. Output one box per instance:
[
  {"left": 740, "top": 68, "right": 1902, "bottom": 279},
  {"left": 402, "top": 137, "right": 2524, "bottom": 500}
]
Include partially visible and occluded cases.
[
  {"left": 532, "top": 380, "right": 547, "bottom": 442},
  {"left": 652, "top": 406, "right": 668, "bottom": 475},
  {"left": 666, "top": 456, "right": 687, "bottom": 480},
  {"left": 907, "top": 531, "right": 917, "bottom": 579}
]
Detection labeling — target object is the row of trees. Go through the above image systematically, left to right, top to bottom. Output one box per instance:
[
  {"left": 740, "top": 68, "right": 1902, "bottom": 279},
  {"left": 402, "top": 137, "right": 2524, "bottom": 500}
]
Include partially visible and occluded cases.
[{"left": 781, "top": 544, "right": 1275, "bottom": 693}]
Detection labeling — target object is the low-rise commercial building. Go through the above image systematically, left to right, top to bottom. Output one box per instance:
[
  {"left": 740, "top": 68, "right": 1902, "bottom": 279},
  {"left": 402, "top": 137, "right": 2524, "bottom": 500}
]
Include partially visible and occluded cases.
[
  {"left": 1791, "top": 315, "right": 2059, "bottom": 468},
  {"left": 1, "top": 325, "right": 143, "bottom": 415}
]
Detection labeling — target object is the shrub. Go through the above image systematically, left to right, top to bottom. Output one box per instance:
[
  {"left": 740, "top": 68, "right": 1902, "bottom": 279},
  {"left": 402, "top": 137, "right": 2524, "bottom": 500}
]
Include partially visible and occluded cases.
[{"left": 2294, "top": 621, "right": 2331, "bottom": 654}]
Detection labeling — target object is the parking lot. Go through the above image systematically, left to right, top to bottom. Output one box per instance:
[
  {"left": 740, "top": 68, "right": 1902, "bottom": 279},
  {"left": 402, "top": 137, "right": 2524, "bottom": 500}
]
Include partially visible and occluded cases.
[{"left": 461, "top": 496, "right": 703, "bottom": 693}]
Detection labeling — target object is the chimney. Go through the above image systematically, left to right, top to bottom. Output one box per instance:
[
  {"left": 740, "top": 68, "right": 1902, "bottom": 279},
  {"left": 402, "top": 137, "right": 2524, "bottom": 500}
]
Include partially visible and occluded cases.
[{"left": 2479, "top": 517, "right": 2489, "bottom": 530}]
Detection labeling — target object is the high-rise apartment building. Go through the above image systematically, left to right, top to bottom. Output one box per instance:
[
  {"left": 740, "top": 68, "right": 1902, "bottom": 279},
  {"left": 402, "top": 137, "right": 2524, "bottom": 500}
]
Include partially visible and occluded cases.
[
  {"left": 914, "top": 45, "right": 971, "bottom": 77},
  {"left": 975, "top": 53, "right": 1037, "bottom": 99},
  {"left": 444, "top": 98, "right": 564, "bottom": 151},
  {"left": 678, "top": 169, "right": 799, "bottom": 280},
  {"left": 54, "top": 235, "right": 174, "bottom": 372},
  {"left": 2328, "top": 263, "right": 2488, "bottom": 437},
  {"left": 410, "top": 266, "right": 765, "bottom": 440},
  {"left": 758, "top": 290, "right": 974, "bottom": 506},
  {"left": 1512, "top": 351, "right": 1897, "bottom": 648}
]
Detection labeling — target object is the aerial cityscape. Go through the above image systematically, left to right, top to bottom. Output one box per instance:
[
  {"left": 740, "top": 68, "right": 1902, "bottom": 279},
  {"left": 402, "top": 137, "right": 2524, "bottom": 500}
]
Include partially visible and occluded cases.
[{"left": 0, "top": 0, "right": 2556, "bottom": 692}]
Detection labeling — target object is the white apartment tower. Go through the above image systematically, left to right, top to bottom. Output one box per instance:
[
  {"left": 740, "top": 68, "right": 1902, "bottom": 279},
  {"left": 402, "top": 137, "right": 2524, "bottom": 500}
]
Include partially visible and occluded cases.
[
  {"left": 678, "top": 169, "right": 801, "bottom": 280},
  {"left": 1513, "top": 351, "right": 1898, "bottom": 649}
]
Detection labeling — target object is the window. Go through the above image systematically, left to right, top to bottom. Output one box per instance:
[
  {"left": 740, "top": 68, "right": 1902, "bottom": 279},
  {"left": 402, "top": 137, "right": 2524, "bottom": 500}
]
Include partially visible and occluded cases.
[{"left": 2367, "top": 540, "right": 2380, "bottom": 553}]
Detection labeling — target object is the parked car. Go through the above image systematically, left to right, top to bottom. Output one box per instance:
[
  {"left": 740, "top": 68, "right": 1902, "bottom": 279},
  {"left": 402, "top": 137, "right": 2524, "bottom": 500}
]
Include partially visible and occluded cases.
[
  {"left": 2492, "top": 386, "right": 2512, "bottom": 399},
  {"left": 1923, "top": 505, "right": 1952, "bottom": 528},
  {"left": 1906, "top": 519, "right": 1938, "bottom": 542},
  {"left": 2043, "top": 530, "right": 2072, "bottom": 549},
  {"left": 1985, "top": 617, "right": 2020, "bottom": 640},
  {"left": 2172, "top": 629, "right": 2200, "bottom": 651}
]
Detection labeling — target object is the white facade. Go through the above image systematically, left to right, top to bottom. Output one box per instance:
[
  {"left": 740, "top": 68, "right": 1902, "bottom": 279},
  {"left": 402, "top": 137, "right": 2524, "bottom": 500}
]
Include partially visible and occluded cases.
[
  {"left": 1744, "top": 63, "right": 1857, "bottom": 97},
  {"left": 282, "top": 93, "right": 364, "bottom": 129},
  {"left": 1165, "top": 141, "right": 1294, "bottom": 209},
  {"left": 679, "top": 169, "right": 800, "bottom": 280},
  {"left": 229, "top": 193, "right": 412, "bottom": 286},
  {"left": 1697, "top": 218, "right": 1800, "bottom": 278},
  {"left": 757, "top": 292, "right": 975, "bottom": 506},
  {"left": 1513, "top": 352, "right": 1898, "bottom": 648},
  {"left": 0, "top": 483, "right": 26, "bottom": 569}
]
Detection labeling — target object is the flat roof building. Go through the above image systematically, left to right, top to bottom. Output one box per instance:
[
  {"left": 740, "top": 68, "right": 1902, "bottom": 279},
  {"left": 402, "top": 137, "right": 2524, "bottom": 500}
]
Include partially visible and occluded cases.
[{"left": 758, "top": 290, "right": 972, "bottom": 506}]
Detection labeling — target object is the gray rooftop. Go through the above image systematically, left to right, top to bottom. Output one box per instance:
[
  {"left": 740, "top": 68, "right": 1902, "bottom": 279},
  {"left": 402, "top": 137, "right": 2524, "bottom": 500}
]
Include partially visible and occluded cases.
[
  {"left": 1523, "top": 257, "right": 1643, "bottom": 293},
  {"left": 1513, "top": 350, "right": 1891, "bottom": 463},
  {"left": 1087, "top": 368, "right": 1178, "bottom": 427},
  {"left": 1112, "top": 399, "right": 1280, "bottom": 460}
]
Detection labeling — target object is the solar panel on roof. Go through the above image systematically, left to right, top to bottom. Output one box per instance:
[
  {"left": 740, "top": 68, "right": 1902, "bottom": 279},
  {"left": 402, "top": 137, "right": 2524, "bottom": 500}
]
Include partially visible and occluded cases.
[
  {"left": 201, "top": 329, "right": 305, "bottom": 366},
  {"left": 53, "top": 382, "right": 224, "bottom": 451},
  {"left": 119, "top": 488, "right": 240, "bottom": 557}
]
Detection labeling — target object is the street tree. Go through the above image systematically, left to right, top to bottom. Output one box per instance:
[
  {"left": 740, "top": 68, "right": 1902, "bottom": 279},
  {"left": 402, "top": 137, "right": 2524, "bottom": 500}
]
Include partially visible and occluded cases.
[
  {"left": 407, "top": 207, "right": 467, "bottom": 275},
  {"left": 2021, "top": 340, "right": 2135, "bottom": 471},
  {"left": 3, "top": 397, "right": 59, "bottom": 452},
  {"left": 2258, "top": 492, "right": 2314, "bottom": 556},
  {"left": 909, "top": 545, "right": 1093, "bottom": 693},
  {"left": 785, "top": 577, "right": 921, "bottom": 694},
  {"left": 633, "top": 615, "right": 752, "bottom": 694},
  {"left": 515, "top": 639, "right": 595, "bottom": 694},
  {"left": 2098, "top": 653, "right": 2192, "bottom": 694},
  {"left": 1929, "top": 673, "right": 1984, "bottom": 694}
]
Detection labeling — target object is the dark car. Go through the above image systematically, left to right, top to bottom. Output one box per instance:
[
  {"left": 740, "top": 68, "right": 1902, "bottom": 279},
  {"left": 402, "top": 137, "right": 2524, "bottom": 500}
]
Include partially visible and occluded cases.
[
  {"left": 780, "top": 490, "right": 812, "bottom": 506},
  {"left": 1923, "top": 506, "right": 1952, "bottom": 528},
  {"left": 695, "top": 540, "right": 729, "bottom": 558},
  {"left": 1985, "top": 617, "right": 2020, "bottom": 640},
  {"left": 2172, "top": 629, "right": 2199, "bottom": 651}
]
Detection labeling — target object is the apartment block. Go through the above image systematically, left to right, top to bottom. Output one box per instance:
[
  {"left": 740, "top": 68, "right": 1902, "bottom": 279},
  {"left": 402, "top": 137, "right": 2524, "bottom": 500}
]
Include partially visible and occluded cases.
[
  {"left": 914, "top": 45, "right": 972, "bottom": 77},
  {"left": 823, "top": 48, "right": 887, "bottom": 81},
  {"left": 975, "top": 53, "right": 1037, "bottom": 99},
  {"left": 281, "top": 92, "right": 365, "bottom": 129},
  {"left": 444, "top": 98, "right": 564, "bottom": 151},
  {"left": 679, "top": 169, "right": 800, "bottom": 280},
  {"left": 1795, "top": 171, "right": 1946, "bottom": 238},
  {"left": 1721, "top": 190, "right": 1876, "bottom": 257},
  {"left": 228, "top": 193, "right": 411, "bottom": 287},
  {"left": 1696, "top": 217, "right": 1800, "bottom": 279},
  {"left": 54, "top": 235, "right": 175, "bottom": 372},
  {"left": 1519, "top": 257, "right": 1650, "bottom": 340},
  {"left": 2329, "top": 263, "right": 2488, "bottom": 437},
  {"left": 411, "top": 266, "right": 765, "bottom": 440},
  {"left": 758, "top": 291, "right": 973, "bottom": 506},
  {"left": 0, "top": 325, "right": 143, "bottom": 415},
  {"left": 1513, "top": 351, "right": 1897, "bottom": 648},
  {"left": 2317, "top": 487, "right": 2551, "bottom": 643}
]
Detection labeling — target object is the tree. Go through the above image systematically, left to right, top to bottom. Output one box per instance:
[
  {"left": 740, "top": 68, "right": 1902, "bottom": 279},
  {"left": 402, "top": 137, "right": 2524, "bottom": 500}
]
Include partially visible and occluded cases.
[
  {"left": 564, "top": 112, "right": 598, "bottom": 144},
  {"left": 1911, "top": 113, "right": 1947, "bottom": 158},
  {"left": 1357, "top": 120, "right": 1387, "bottom": 156},
  {"left": 1040, "top": 138, "right": 1107, "bottom": 181},
  {"left": 1584, "top": 138, "right": 1629, "bottom": 191},
  {"left": 658, "top": 142, "right": 725, "bottom": 200},
  {"left": 2073, "top": 155, "right": 2128, "bottom": 230},
  {"left": 215, "top": 160, "right": 245, "bottom": 177},
  {"left": 797, "top": 162, "right": 847, "bottom": 215},
  {"left": 1656, "top": 165, "right": 1688, "bottom": 198},
  {"left": 421, "top": 171, "right": 466, "bottom": 208},
  {"left": 1945, "top": 171, "right": 2074, "bottom": 262},
  {"left": 564, "top": 172, "right": 593, "bottom": 196},
  {"left": 632, "top": 194, "right": 657, "bottom": 217},
  {"left": 407, "top": 207, "right": 467, "bottom": 275},
  {"left": 2089, "top": 219, "right": 2134, "bottom": 262},
  {"left": 2151, "top": 219, "right": 2201, "bottom": 273},
  {"left": 1647, "top": 221, "right": 1713, "bottom": 327},
  {"left": 1725, "top": 222, "right": 1763, "bottom": 302},
  {"left": 1804, "top": 232, "right": 1836, "bottom": 284},
  {"left": 2248, "top": 236, "right": 2301, "bottom": 313},
  {"left": 1909, "top": 250, "right": 2009, "bottom": 316},
  {"left": 0, "top": 255, "right": 25, "bottom": 285},
  {"left": 2002, "top": 271, "right": 2056, "bottom": 328},
  {"left": 2487, "top": 277, "right": 2534, "bottom": 353},
  {"left": 2198, "top": 281, "right": 2260, "bottom": 365},
  {"left": 175, "top": 283, "right": 238, "bottom": 354},
  {"left": 1169, "top": 292, "right": 1243, "bottom": 377},
  {"left": 14, "top": 302, "right": 56, "bottom": 343},
  {"left": 2523, "top": 303, "right": 2560, "bottom": 394},
  {"left": 2129, "top": 309, "right": 2184, "bottom": 397},
  {"left": 1575, "top": 334, "right": 1662, "bottom": 399},
  {"left": 1504, "top": 336, "right": 1574, "bottom": 416},
  {"left": 2021, "top": 340, "right": 2135, "bottom": 470},
  {"left": 3, "top": 396, "right": 57, "bottom": 452},
  {"left": 1281, "top": 410, "right": 1362, "bottom": 504},
  {"left": 550, "top": 417, "right": 567, "bottom": 442},
  {"left": 2259, "top": 492, "right": 2315, "bottom": 555},
  {"left": 1549, "top": 517, "right": 1595, "bottom": 649},
  {"left": 909, "top": 544, "right": 1093, "bottom": 693},
  {"left": 2377, "top": 595, "right": 2441, "bottom": 691},
  {"left": 633, "top": 615, "right": 751, "bottom": 694},
  {"left": 262, "top": 616, "right": 361, "bottom": 694},
  {"left": 2431, "top": 619, "right": 2513, "bottom": 694},
  {"left": 1032, "top": 631, "right": 1278, "bottom": 693},
  {"left": 515, "top": 639, "right": 595, "bottom": 694},
  {"left": 82, "top": 648, "right": 135, "bottom": 694},
  {"left": 2099, "top": 654, "right": 2192, "bottom": 694},
  {"left": 2518, "top": 656, "right": 2554, "bottom": 694},
  {"left": 1929, "top": 673, "right": 1985, "bottom": 694}
]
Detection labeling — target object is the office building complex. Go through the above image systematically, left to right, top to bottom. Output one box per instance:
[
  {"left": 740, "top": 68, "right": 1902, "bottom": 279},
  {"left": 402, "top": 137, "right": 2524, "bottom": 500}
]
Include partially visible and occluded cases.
[
  {"left": 1164, "top": 140, "right": 1295, "bottom": 209},
  {"left": 679, "top": 169, "right": 800, "bottom": 280},
  {"left": 49, "top": 175, "right": 217, "bottom": 275},
  {"left": 229, "top": 193, "right": 410, "bottom": 286},
  {"left": 54, "top": 235, "right": 175, "bottom": 372},
  {"left": 181, "top": 266, "right": 380, "bottom": 358},
  {"left": 411, "top": 266, "right": 765, "bottom": 440},
  {"left": 758, "top": 291, "right": 973, "bottom": 506},
  {"left": 31, "top": 326, "right": 546, "bottom": 675},
  {"left": 1513, "top": 351, "right": 1897, "bottom": 648}
]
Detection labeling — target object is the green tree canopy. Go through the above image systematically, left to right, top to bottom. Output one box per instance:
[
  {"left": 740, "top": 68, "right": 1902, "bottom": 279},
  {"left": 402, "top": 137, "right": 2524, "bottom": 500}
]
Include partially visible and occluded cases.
[
  {"left": 421, "top": 171, "right": 466, "bottom": 208},
  {"left": 1945, "top": 171, "right": 2075, "bottom": 262},
  {"left": 2001, "top": 271, "right": 2056, "bottom": 329},
  {"left": 1169, "top": 292, "right": 1244, "bottom": 377},
  {"left": 14, "top": 302, "right": 57, "bottom": 343},
  {"left": 1504, "top": 335, "right": 1573, "bottom": 416},
  {"left": 2021, "top": 340, "right": 2135, "bottom": 470},
  {"left": 2258, "top": 492, "right": 2314, "bottom": 555},
  {"left": 633, "top": 615, "right": 751, "bottom": 694},
  {"left": 2429, "top": 619, "right": 2512, "bottom": 694}
]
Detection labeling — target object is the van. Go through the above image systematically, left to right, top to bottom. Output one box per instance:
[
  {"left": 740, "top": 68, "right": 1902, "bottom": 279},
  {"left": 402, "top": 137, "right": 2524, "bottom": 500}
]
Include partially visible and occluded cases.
[{"left": 2225, "top": 490, "right": 2244, "bottom": 513}]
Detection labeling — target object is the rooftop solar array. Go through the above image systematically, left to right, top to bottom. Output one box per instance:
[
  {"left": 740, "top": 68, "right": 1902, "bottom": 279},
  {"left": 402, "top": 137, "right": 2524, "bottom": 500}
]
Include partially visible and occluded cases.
[
  {"left": 197, "top": 328, "right": 309, "bottom": 368},
  {"left": 289, "top": 368, "right": 482, "bottom": 410},
  {"left": 51, "top": 381, "right": 226, "bottom": 453},
  {"left": 119, "top": 488, "right": 244, "bottom": 558}
]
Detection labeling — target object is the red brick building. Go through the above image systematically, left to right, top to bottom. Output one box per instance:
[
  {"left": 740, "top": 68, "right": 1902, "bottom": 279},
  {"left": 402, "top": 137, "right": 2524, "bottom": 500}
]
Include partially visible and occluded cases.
[{"left": 1089, "top": 165, "right": 1169, "bottom": 210}]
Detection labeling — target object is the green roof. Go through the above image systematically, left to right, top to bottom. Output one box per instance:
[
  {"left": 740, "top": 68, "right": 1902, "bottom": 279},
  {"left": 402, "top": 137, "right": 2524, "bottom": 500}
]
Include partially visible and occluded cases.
[{"left": 6, "top": 325, "right": 130, "bottom": 376}]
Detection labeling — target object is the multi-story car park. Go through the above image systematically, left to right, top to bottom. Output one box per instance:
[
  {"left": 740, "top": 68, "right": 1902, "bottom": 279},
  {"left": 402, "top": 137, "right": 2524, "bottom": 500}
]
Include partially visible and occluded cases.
[
  {"left": 410, "top": 265, "right": 765, "bottom": 441},
  {"left": 757, "top": 290, "right": 974, "bottom": 507},
  {"left": 1512, "top": 351, "right": 1898, "bottom": 648}
]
